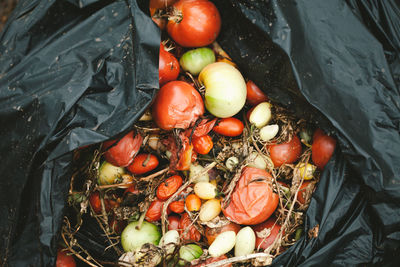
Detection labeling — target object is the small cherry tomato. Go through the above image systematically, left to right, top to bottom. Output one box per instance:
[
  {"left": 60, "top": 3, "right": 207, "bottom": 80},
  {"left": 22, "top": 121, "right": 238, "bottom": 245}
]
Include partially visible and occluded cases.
[
  {"left": 167, "top": 0, "right": 221, "bottom": 47},
  {"left": 159, "top": 43, "right": 180, "bottom": 86},
  {"left": 246, "top": 80, "right": 269, "bottom": 106},
  {"left": 152, "top": 81, "right": 204, "bottom": 130},
  {"left": 213, "top": 118, "right": 244, "bottom": 137},
  {"left": 312, "top": 129, "right": 336, "bottom": 169},
  {"left": 103, "top": 130, "right": 143, "bottom": 167},
  {"left": 192, "top": 134, "right": 213, "bottom": 155},
  {"left": 268, "top": 135, "right": 302, "bottom": 167},
  {"left": 127, "top": 153, "right": 159, "bottom": 175},
  {"left": 157, "top": 175, "right": 183, "bottom": 200},
  {"left": 185, "top": 194, "right": 202, "bottom": 212},
  {"left": 146, "top": 198, "right": 167, "bottom": 222},
  {"left": 169, "top": 200, "right": 185, "bottom": 213},
  {"left": 179, "top": 213, "right": 201, "bottom": 242},
  {"left": 168, "top": 214, "right": 181, "bottom": 231},
  {"left": 252, "top": 217, "right": 282, "bottom": 250},
  {"left": 204, "top": 222, "right": 241, "bottom": 245},
  {"left": 56, "top": 250, "right": 76, "bottom": 267}
]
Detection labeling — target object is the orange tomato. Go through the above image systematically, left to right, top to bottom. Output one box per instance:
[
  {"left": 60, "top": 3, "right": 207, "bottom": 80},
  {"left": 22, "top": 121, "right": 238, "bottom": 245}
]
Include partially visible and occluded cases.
[
  {"left": 213, "top": 118, "right": 244, "bottom": 137},
  {"left": 192, "top": 134, "right": 213, "bottom": 155},
  {"left": 127, "top": 153, "right": 159, "bottom": 175},
  {"left": 156, "top": 175, "right": 183, "bottom": 200},
  {"left": 185, "top": 194, "right": 202, "bottom": 212},
  {"left": 169, "top": 200, "right": 185, "bottom": 213}
]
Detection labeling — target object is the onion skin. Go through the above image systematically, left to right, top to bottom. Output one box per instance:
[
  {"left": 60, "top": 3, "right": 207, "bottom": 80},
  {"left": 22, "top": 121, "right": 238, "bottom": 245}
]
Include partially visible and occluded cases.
[{"left": 199, "top": 62, "right": 246, "bottom": 118}]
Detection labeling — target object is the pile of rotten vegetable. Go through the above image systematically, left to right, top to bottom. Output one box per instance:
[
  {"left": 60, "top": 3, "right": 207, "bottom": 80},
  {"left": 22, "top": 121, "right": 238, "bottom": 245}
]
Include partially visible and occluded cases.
[{"left": 58, "top": 0, "right": 337, "bottom": 266}]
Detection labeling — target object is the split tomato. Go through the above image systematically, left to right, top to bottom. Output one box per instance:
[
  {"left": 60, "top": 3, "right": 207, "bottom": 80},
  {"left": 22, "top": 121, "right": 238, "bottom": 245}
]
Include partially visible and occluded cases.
[
  {"left": 167, "top": 0, "right": 221, "bottom": 47},
  {"left": 159, "top": 43, "right": 180, "bottom": 86},
  {"left": 246, "top": 80, "right": 268, "bottom": 106},
  {"left": 152, "top": 81, "right": 204, "bottom": 130},
  {"left": 213, "top": 117, "right": 244, "bottom": 137},
  {"left": 312, "top": 129, "right": 336, "bottom": 169},
  {"left": 103, "top": 130, "right": 143, "bottom": 167},
  {"left": 192, "top": 134, "right": 213, "bottom": 155},
  {"left": 268, "top": 135, "right": 302, "bottom": 167},
  {"left": 127, "top": 153, "right": 159, "bottom": 175},
  {"left": 222, "top": 167, "right": 279, "bottom": 225},
  {"left": 156, "top": 175, "right": 183, "bottom": 200},
  {"left": 179, "top": 213, "right": 201, "bottom": 241},
  {"left": 252, "top": 217, "right": 282, "bottom": 250},
  {"left": 56, "top": 250, "right": 76, "bottom": 267}
]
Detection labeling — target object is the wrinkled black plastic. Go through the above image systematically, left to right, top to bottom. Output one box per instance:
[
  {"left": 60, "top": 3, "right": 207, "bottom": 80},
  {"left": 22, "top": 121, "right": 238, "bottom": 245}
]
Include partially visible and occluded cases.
[{"left": 0, "top": 0, "right": 399, "bottom": 266}]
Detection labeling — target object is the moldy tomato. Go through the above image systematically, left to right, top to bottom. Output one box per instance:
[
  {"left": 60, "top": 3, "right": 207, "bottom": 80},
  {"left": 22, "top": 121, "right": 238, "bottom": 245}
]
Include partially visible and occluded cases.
[
  {"left": 167, "top": 0, "right": 221, "bottom": 47},
  {"left": 159, "top": 43, "right": 180, "bottom": 86},
  {"left": 152, "top": 81, "right": 204, "bottom": 130},
  {"left": 213, "top": 117, "right": 244, "bottom": 137},
  {"left": 312, "top": 128, "right": 336, "bottom": 169},
  {"left": 192, "top": 134, "right": 213, "bottom": 155},
  {"left": 268, "top": 135, "right": 302, "bottom": 167},
  {"left": 127, "top": 153, "right": 159, "bottom": 175},
  {"left": 156, "top": 175, "right": 183, "bottom": 200}
]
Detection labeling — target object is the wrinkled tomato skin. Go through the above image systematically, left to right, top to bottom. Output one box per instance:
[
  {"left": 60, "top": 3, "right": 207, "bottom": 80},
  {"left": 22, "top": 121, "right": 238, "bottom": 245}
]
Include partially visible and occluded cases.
[
  {"left": 167, "top": 0, "right": 221, "bottom": 47},
  {"left": 159, "top": 43, "right": 180, "bottom": 86},
  {"left": 246, "top": 80, "right": 269, "bottom": 106},
  {"left": 152, "top": 81, "right": 204, "bottom": 130},
  {"left": 213, "top": 117, "right": 244, "bottom": 137},
  {"left": 312, "top": 129, "right": 336, "bottom": 169},
  {"left": 103, "top": 131, "right": 143, "bottom": 167},
  {"left": 192, "top": 134, "right": 213, "bottom": 155},
  {"left": 268, "top": 135, "right": 302, "bottom": 167},
  {"left": 176, "top": 143, "right": 194, "bottom": 171},
  {"left": 127, "top": 153, "right": 159, "bottom": 175},
  {"left": 222, "top": 167, "right": 279, "bottom": 225},
  {"left": 156, "top": 175, "right": 183, "bottom": 200},
  {"left": 185, "top": 194, "right": 202, "bottom": 212},
  {"left": 146, "top": 198, "right": 166, "bottom": 222},
  {"left": 169, "top": 200, "right": 185, "bottom": 213},
  {"left": 179, "top": 213, "right": 201, "bottom": 241},
  {"left": 168, "top": 215, "right": 181, "bottom": 230},
  {"left": 252, "top": 217, "right": 282, "bottom": 250},
  {"left": 204, "top": 222, "right": 241, "bottom": 245},
  {"left": 56, "top": 250, "right": 76, "bottom": 267}
]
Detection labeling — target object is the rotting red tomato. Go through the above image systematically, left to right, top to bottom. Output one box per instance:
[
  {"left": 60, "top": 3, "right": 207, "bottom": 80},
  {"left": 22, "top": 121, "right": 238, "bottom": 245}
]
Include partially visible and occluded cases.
[
  {"left": 167, "top": 0, "right": 221, "bottom": 47},
  {"left": 159, "top": 43, "right": 180, "bottom": 86},
  {"left": 246, "top": 80, "right": 269, "bottom": 106},
  {"left": 152, "top": 81, "right": 204, "bottom": 130},
  {"left": 213, "top": 117, "right": 244, "bottom": 137},
  {"left": 184, "top": 118, "right": 217, "bottom": 139},
  {"left": 312, "top": 128, "right": 336, "bottom": 169},
  {"left": 103, "top": 130, "right": 143, "bottom": 167},
  {"left": 192, "top": 134, "right": 213, "bottom": 155},
  {"left": 268, "top": 135, "right": 302, "bottom": 167},
  {"left": 127, "top": 153, "right": 159, "bottom": 175},
  {"left": 222, "top": 167, "right": 279, "bottom": 225},
  {"left": 156, "top": 175, "right": 183, "bottom": 200},
  {"left": 297, "top": 181, "right": 315, "bottom": 205},
  {"left": 88, "top": 191, "right": 115, "bottom": 214},
  {"left": 146, "top": 198, "right": 169, "bottom": 222},
  {"left": 169, "top": 199, "right": 185, "bottom": 213},
  {"left": 179, "top": 213, "right": 201, "bottom": 241},
  {"left": 168, "top": 214, "right": 181, "bottom": 231},
  {"left": 109, "top": 217, "right": 126, "bottom": 235},
  {"left": 252, "top": 217, "right": 282, "bottom": 250},
  {"left": 204, "top": 222, "right": 241, "bottom": 245},
  {"left": 56, "top": 250, "right": 76, "bottom": 267},
  {"left": 192, "top": 255, "right": 232, "bottom": 267}
]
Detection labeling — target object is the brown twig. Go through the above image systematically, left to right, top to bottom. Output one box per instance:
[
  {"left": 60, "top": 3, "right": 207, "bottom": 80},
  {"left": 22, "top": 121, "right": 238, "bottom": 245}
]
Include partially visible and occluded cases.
[
  {"left": 139, "top": 167, "right": 169, "bottom": 182},
  {"left": 204, "top": 253, "right": 271, "bottom": 267}
]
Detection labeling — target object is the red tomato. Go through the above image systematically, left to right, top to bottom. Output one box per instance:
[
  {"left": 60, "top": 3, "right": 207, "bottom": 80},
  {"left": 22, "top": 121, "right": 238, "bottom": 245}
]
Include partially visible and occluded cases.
[
  {"left": 167, "top": 0, "right": 221, "bottom": 47},
  {"left": 159, "top": 43, "right": 180, "bottom": 86},
  {"left": 246, "top": 80, "right": 269, "bottom": 106},
  {"left": 152, "top": 81, "right": 204, "bottom": 130},
  {"left": 185, "top": 118, "right": 217, "bottom": 139},
  {"left": 213, "top": 118, "right": 244, "bottom": 137},
  {"left": 312, "top": 129, "right": 336, "bottom": 169},
  {"left": 103, "top": 131, "right": 143, "bottom": 167},
  {"left": 192, "top": 134, "right": 213, "bottom": 155},
  {"left": 268, "top": 135, "right": 302, "bottom": 167},
  {"left": 176, "top": 143, "right": 194, "bottom": 171},
  {"left": 127, "top": 153, "right": 159, "bottom": 175},
  {"left": 222, "top": 167, "right": 279, "bottom": 225},
  {"left": 156, "top": 175, "right": 183, "bottom": 200},
  {"left": 297, "top": 181, "right": 314, "bottom": 205},
  {"left": 124, "top": 185, "right": 139, "bottom": 195},
  {"left": 89, "top": 191, "right": 115, "bottom": 214},
  {"left": 185, "top": 194, "right": 202, "bottom": 212},
  {"left": 146, "top": 198, "right": 168, "bottom": 222},
  {"left": 169, "top": 200, "right": 185, "bottom": 213},
  {"left": 179, "top": 213, "right": 201, "bottom": 241},
  {"left": 168, "top": 215, "right": 181, "bottom": 230},
  {"left": 109, "top": 217, "right": 127, "bottom": 235},
  {"left": 252, "top": 217, "right": 282, "bottom": 250},
  {"left": 204, "top": 222, "right": 241, "bottom": 245},
  {"left": 56, "top": 250, "right": 76, "bottom": 267},
  {"left": 193, "top": 255, "right": 232, "bottom": 267}
]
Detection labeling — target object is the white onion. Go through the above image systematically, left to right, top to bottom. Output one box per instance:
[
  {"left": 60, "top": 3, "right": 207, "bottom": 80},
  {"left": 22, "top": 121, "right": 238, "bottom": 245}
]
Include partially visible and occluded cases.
[
  {"left": 249, "top": 102, "right": 272, "bottom": 128},
  {"left": 259, "top": 124, "right": 279, "bottom": 141}
]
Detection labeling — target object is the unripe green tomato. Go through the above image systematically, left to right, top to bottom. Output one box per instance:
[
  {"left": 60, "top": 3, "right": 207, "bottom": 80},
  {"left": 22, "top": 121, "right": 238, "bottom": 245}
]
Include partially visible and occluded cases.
[
  {"left": 180, "top": 47, "right": 216, "bottom": 75},
  {"left": 121, "top": 221, "right": 161, "bottom": 252}
]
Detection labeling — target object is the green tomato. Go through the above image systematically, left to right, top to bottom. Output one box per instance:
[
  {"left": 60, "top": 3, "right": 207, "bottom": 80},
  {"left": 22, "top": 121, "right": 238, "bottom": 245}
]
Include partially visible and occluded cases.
[
  {"left": 180, "top": 47, "right": 216, "bottom": 75},
  {"left": 98, "top": 161, "right": 125, "bottom": 185},
  {"left": 121, "top": 221, "right": 161, "bottom": 252},
  {"left": 179, "top": 244, "right": 203, "bottom": 266}
]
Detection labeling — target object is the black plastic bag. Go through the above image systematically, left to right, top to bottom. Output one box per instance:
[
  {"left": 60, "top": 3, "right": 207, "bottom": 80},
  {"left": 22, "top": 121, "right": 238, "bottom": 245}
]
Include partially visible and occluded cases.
[{"left": 1, "top": 0, "right": 399, "bottom": 266}]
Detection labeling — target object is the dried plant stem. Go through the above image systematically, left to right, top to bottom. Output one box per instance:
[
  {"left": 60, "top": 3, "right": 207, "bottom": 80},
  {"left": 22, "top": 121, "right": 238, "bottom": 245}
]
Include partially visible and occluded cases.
[
  {"left": 161, "top": 162, "right": 216, "bottom": 235},
  {"left": 140, "top": 167, "right": 169, "bottom": 182},
  {"left": 97, "top": 182, "right": 133, "bottom": 189},
  {"left": 136, "top": 203, "right": 150, "bottom": 230},
  {"left": 204, "top": 253, "right": 271, "bottom": 267}
]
